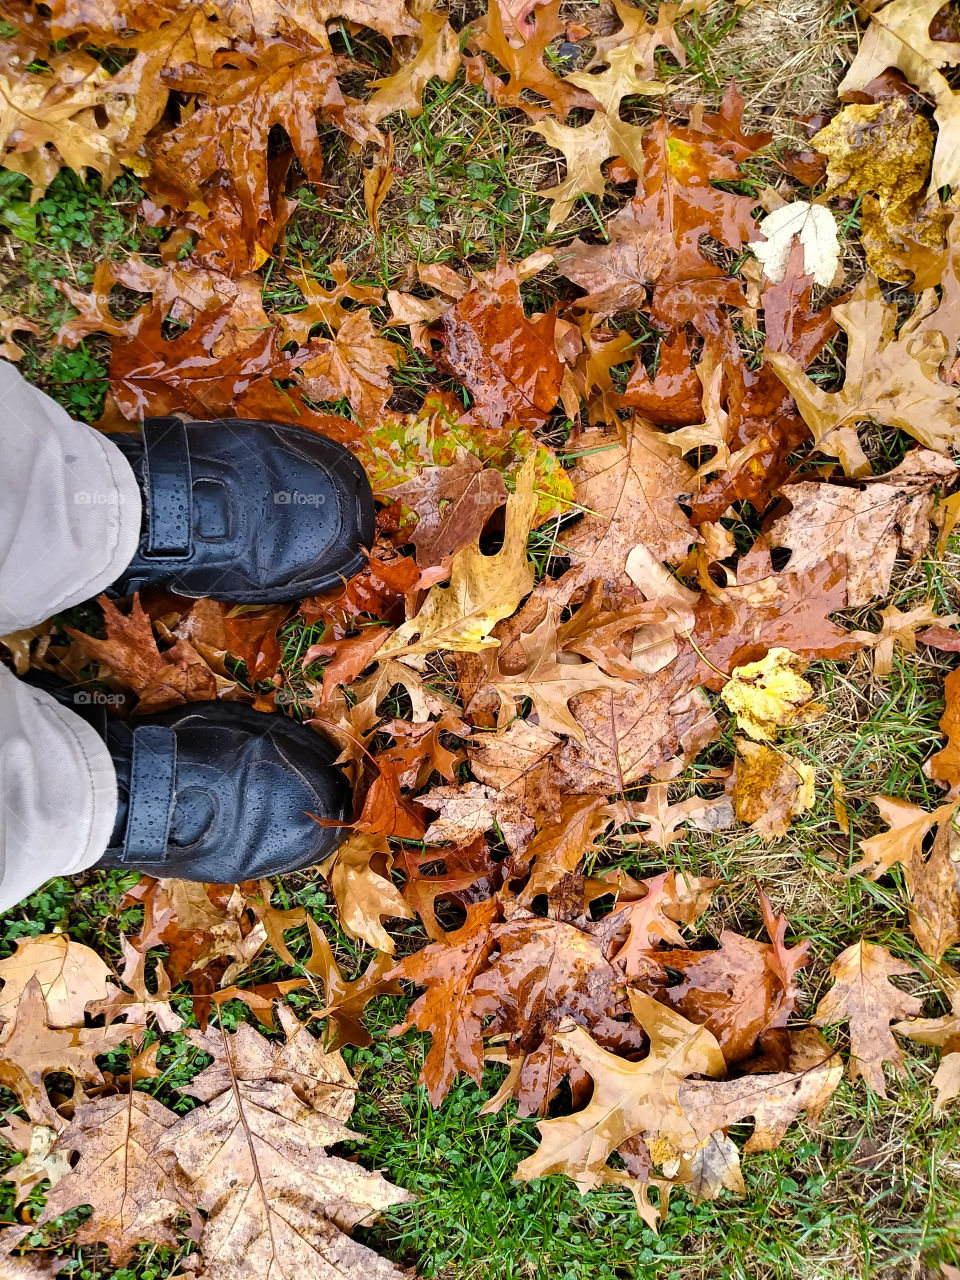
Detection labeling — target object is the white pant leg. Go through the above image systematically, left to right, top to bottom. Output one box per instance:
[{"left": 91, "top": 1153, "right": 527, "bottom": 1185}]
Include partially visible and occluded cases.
[
  {"left": 0, "top": 360, "right": 142, "bottom": 632},
  {"left": 0, "top": 666, "right": 117, "bottom": 911}
]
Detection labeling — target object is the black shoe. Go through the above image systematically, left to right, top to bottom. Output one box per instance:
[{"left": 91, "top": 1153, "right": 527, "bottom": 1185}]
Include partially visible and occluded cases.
[
  {"left": 107, "top": 417, "right": 375, "bottom": 603},
  {"left": 24, "top": 674, "right": 351, "bottom": 881}
]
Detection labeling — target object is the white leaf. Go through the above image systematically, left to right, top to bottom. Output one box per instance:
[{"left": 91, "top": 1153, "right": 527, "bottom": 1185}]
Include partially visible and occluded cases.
[{"left": 753, "top": 201, "right": 840, "bottom": 288}]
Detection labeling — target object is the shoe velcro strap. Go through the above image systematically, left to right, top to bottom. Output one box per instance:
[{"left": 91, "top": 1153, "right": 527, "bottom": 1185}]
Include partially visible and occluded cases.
[
  {"left": 142, "top": 417, "right": 192, "bottom": 558},
  {"left": 122, "top": 725, "right": 177, "bottom": 864}
]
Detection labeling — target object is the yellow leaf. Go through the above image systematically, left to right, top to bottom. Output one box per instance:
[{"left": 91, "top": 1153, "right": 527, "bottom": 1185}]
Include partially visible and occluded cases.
[
  {"left": 812, "top": 99, "right": 949, "bottom": 284},
  {"left": 721, "top": 647, "right": 821, "bottom": 742}
]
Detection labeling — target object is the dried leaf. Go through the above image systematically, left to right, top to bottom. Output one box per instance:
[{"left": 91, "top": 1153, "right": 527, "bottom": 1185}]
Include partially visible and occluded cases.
[
  {"left": 465, "top": 0, "right": 597, "bottom": 120},
  {"left": 362, "top": 12, "right": 460, "bottom": 126},
  {"left": 558, "top": 88, "right": 769, "bottom": 320},
  {"left": 766, "top": 275, "right": 960, "bottom": 476},
  {"left": 552, "top": 423, "right": 698, "bottom": 606},
  {"left": 927, "top": 667, "right": 960, "bottom": 791},
  {"left": 848, "top": 795, "right": 954, "bottom": 880},
  {"left": 908, "top": 810, "right": 960, "bottom": 961},
  {"left": 655, "top": 893, "right": 810, "bottom": 1062},
  {"left": 0, "top": 936, "right": 112, "bottom": 1030},
  {"left": 812, "top": 941, "right": 923, "bottom": 1096},
  {"left": 894, "top": 972, "right": 960, "bottom": 1109},
  {"left": 0, "top": 977, "right": 136, "bottom": 1126},
  {"left": 515, "top": 991, "right": 725, "bottom": 1190},
  {"left": 158, "top": 1012, "right": 413, "bottom": 1280},
  {"left": 680, "top": 1027, "right": 842, "bottom": 1152},
  {"left": 29, "top": 1094, "right": 200, "bottom": 1262}
]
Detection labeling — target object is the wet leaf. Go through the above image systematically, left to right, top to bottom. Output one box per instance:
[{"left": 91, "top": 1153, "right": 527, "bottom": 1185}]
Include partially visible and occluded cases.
[
  {"left": 465, "top": 0, "right": 598, "bottom": 120},
  {"left": 812, "top": 97, "right": 948, "bottom": 284},
  {"left": 435, "top": 261, "right": 564, "bottom": 429},
  {"left": 769, "top": 450, "right": 956, "bottom": 606},
  {"left": 381, "top": 454, "right": 538, "bottom": 656},
  {"left": 69, "top": 594, "right": 219, "bottom": 713},
  {"left": 732, "top": 740, "right": 815, "bottom": 838}
]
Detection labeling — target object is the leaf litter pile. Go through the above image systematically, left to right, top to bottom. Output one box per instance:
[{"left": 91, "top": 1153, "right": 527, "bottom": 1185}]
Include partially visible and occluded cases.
[{"left": 4, "top": 0, "right": 960, "bottom": 1273}]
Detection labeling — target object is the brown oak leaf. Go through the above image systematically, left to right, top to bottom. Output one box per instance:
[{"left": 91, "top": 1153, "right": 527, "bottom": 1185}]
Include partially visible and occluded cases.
[{"left": 812, "top": 941, "right": 922, "bottom": 1096}]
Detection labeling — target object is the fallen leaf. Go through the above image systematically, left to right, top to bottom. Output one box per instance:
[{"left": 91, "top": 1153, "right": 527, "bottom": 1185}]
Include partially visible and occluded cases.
[
  {"left": 465, "top": 0, "right": 598, "bottom": 120},
  {"left": 362, "top": 12, "right": 460, "bottom": 126},
  {"left": 147, "top": 44, "right": 380, "bottom": 263},
  {"left": 558, "top": 89, "right": 769, "bottom": 321},
  {"left": 813, "top": 97, "right": 949, "bottom": 284},
  {"left": 530, "top": 109, "right": 649, "bottom": 232},
  {"left": 363, "top": 137, "right": 394, "bottom": 233},
  {"left": 753, "top": 201, "right": 840, "bottom": 287},
  {"left": 279, "top": 261, "right": 384, "bottom": 345},
  {"left": 435, "top": 261, "right": 563, "bottom": 429},
  {"left": 766, "top": 274, "right": 960, "bottom": 476},
  {"left": 0, "top": 310, "right": 40, "bottom": 361},
  {"left": 296, "top": 310, "right": 402, "bottom": 427},
  {"left": 354, "top": 389, "right": 574, "bottom": 536},
  {"left": 550, "top": 422, "right": 699, "bottom": 606},
  {"left": 769, "top": 451, "right": 954, "bottom": 607},
  {"left": 381, "top": 454, "right": 538, "bottom": 656},
  {"left": 685, "top": 554, "right": 871, "bottom": 691},
  {"left": 69, "top": 595, "right": 221, "bottom": 712},
  {"left": 172, "top": 599, "right": 288, "bottom": 684},
  {"left": 874, "top": 602, "right": 957, "bottom": 677},
  {"left": 486, "top": 603, "right": 635, "bottom": 739},
  {"left": 720, "top": 648, "right": 821, "bottom": 742},
  {"left": 927, "top": 667, "right": 960, "bottom": 792},
  {"left": 733, "top": 740, "right": 815, "bottom": 838},
  {"left": 607, "top": 783, "right": 734, "bottom": 850},
  {"left": 848, "top": 795, "right": 955, "bottom": 880},
  {"left": 908, "top": 809, "right": 960, "bottom": 960},
  {"left": 320, "top": 834, "right": 414, "bottom": 954},
  {"left": 655, "top": 893, "right": 810, "bottom": 1062},
  {"left": 387, "top": 899, "right": 500, "bottom": 1104},
  {"left": 470, "top": 911, "right": 642, "bottom": 1114},
  {"left": 309, "top": 919, "right": 403, "bottom": 1051},
  {"left": 0, "top": 935, "right": 112, "bottom": 1030},
  {"left": 812, "top": 941, "right": 923, "bottom": 1095},
  {"left": 894, "top": 971, "right": 960, "bottom": 1109},
  {"left": 0, "top": 977, "right": 136, "bottom": 1126},
  {"left": 515, "top": 991, "right": 725, "bottom": 1192},
  {"left": 158, "top": 1010, "right": 413, "bottom": 1280},
  {"left": 680, "top": 1026, "right": 842, "bottom": 1152},
  {"left": 28, "top": 1093, "right": 200, "bottom": 1262},
  {"left": 0, "top": 1114, "right": 71, "bottom": 1204}
]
